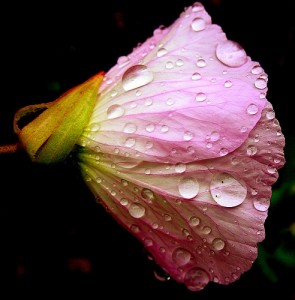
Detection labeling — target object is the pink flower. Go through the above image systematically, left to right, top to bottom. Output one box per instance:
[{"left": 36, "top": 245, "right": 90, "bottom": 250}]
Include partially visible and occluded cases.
[{"left": 77, "top": 2, "right": 285, "bottom": 291}]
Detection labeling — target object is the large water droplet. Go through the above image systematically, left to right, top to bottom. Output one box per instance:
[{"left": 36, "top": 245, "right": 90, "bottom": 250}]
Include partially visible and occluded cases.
[
  {"left": 191, "top": 17, "right": 206, "bottom": 31},
  {"left": 216, "top": 40, "right": 247, "bottom": 67},
  {"left": 196, "top": 58, "right": 206, "bottom": 67},
  {"left": 122, "top": 65, "right": 154, "bottom": 91},
  {"left": 192, "top": 72, "right": 202, "bottom": 80},
  {"left": 196, "top": 92, "right": 206, "bottom": 102},
  {"left": 107, "top": 104, "right": 125, "bottom": 119},
  {"left": 184, "top": 131, "right": 194, "bottom": 141},
  {"left": 210, "top": 131, "right": 220, "bottom": 142},
  {"left": 124, "top": 137, "right": 136, "bottom": 148},
  {"left": 246, "top": 145, "right": 257, "bottom": 156},
  {"left": 210, "top": 173, "right": 247, "bottom": 207},
  {"left": 179, "top": 176, "right": 200, "bottom": 199},
  {"left": 141, "top": 188, "right": 155, "bottom": 202},
  {"left": 253, "top": 197, "right": 270, "bottom": 211},
  {"left": 128, "top": 203, "right": 146, "bottom": 218},
  {"left": 212, "top": 238, "right": 225, "bottom": 250},
  {"left": 172, "top": 248, "right": 192, "bottom": 266},
  {"left": 184, "top": 268, "right": 209, "bottom": 291}
]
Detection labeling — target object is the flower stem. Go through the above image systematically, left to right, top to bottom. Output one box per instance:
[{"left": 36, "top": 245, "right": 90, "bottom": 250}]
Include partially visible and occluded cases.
[{"left": 0, "top": 143, "right": 22, "bottom": 155}]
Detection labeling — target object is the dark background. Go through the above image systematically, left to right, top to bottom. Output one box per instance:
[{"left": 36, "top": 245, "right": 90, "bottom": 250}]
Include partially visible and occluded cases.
[{"left": 1, "top": 0, "right": 294, "bottom": 299}]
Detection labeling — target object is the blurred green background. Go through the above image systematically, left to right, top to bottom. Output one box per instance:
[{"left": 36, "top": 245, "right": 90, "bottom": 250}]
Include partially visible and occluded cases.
[{"left": 1, "top": 0, "right": 294, "bottom": 299}]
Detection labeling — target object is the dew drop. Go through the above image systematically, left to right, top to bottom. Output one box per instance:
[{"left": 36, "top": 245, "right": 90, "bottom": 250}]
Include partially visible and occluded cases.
[
  {"left": 192, "top": 2, "right": 204, "bottom": 12},
  {"left": 191, "top": 17, "right": 206, "bottom": 31},
  {"left": 216, "top": 40, "right": 247, "bottom": 67},
  {"left": 157, "top": 47, "right": 168, "bottom": 57},
  {"left": 117, "top": 55, "right": 130, "bottom": 67},
  {"left": 196, "top": 58, "right": 206, "bottom": 67},
  {"left": 176, "top": 59, "right": 184, "bottom": 66},
  {"left": 165, "top": 61, "right": 174, "bottom": 69},
  {"left": 122, "top": 65, "right": 154, "bottom": 91},
  {"left": 251, "top": 65, "right": 263, "bottom": 75},
  {"left": 192, "top": 72, "right": 202, "bottom": 80},
  {"left": 255, "top": 77, "right": 267, "bottom": 89},
  {"left": 224, "top": 80, "right": 232, "bottom": 88},
  {"left": 196, "top": 92, "right": 206, "bottom": 102},
  {"left": 144, "top": 98, "right": 153, "bottom": 106},
  {"left": 166, "top": 98, "right": 174, "bottom": 106},
  {"left": 247, "top": 103, "right": 259, "bottom": 115},
  {"left": 107, "top": 104, "right": 125, "bottom": 119},
  {"left": 266, "top": 110, "right": 275, "bottom": 120},
  {"left": 123, "top": 123, "right": 137, "bottom": 133},
  {"left": 146, "top": 123, "right": 155, "bottom": 132},
  {"left": 161, "top": 125, "right": 169, "bottom": 133},
  {"left": 184, "top": 131, "right": 194, "bottom": 141},
  {"left": 210, "top": 131, "right": 220, "bottom": 142},
  {"left": 124, "top": 137, "right": 136, "bottom": 148},
  {"left": 145, "top": 141, "right": 153, "bottom": 149},
  {"left": 246, "top": 145, "right": 257, "bottom": 156},
  {"left": 219, "top": 148, "right": 229, "bottom": 156},
  {"left": 175, "top": 163, "right": 187, "bottom": 173},
  {"left": 267, "top": 165, "right": 276, "bottom": 174},
  {"left": 210, "top": 173, "right": 247, "bottom": 207},
  {"left": 179, "top": 176, "right": 200, "bottom": 199},
  {"left": 141, "top": 188, "right": 155, "bottom": 201},
  {"left": 253, "top": 197, "right": 270, "bottom": 212},
  {"left": 120, "top": 198, "right": 129, "bottom": 206},
  {"left": 128, "top": 203, "right": 145, "bottom": 218},
  {"left": 189, "top": 216, "right": 200, "bottom": 227},
  {"left": 130, "top": 224, "right": 140, "bottom": 233},
  {"left": 203, "top": 226, "right": 212, "bottom": 235},
  {"left": 144, "top": 238, "right": 153, "bottom": 247},
  {"left": 212, "top": 238, "right": 225, "bottom": 250},
  {"left": 172, "top": 248, "right": 192, "bottom": 266},
  {"left": 184, "top": 268, "right": 209, "bottom": 291}
]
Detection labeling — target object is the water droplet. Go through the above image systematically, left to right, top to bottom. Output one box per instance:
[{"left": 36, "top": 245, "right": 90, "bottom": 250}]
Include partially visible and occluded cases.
[
  {"left": 191, "top": 17, "right": 206, "bottom": 31},
  {"left": 216, "top": 40, "right": 247, "bottom": 67},
  {"left": 157, "top": 47, "right": 168, "bottom": 57},
  {"left": 117, "top": 55, "right": 130, "bottom": 67},
  {"left": 196, "top": 58, "right": 206, "bottom": 67},
  {"left": 176, "top": 59, "right": 184, "bottom": 66},
  {"left": 165, "top": 61, "right": 174, "bottom": 69},
  {"left": 122, "top": 65, "right": 154, "bottom": 91},
  {"left": 251, "top": 65, "right": 263, "bottom": 75},
  {"left": 192, "top": 72, "right": 202, "bottom": 80},
  {"left": 254, "top": 77, "right": 267, "bottom": 89},
  {"left": 224, "top": 80, "right": 232, "bottom": 88},
  {"left": 196, "top": 92, "right": 206, "bottom": 102},
  {"left": 145, "top": 98, "right": 153, "bottom": 106},
  {"left": 166, "top": 98, "right": 174, "bottom": 106},
  {"left": 107, "top": 104, "right": 125, "bottom": 119},
  {"left": 247, "top": 104, "right": 259, "bottom": 115},
  {"left": 266, "top": 110, "right": 275, "bottom": 120},
  {"left": 123, "top": 123, "right": 137, "bottom": 133},
  {"left": 146, "top": 123, "right": 155, "bottom": 132},
  {"left": 161, "top": 125, "right": 169, "bottom": 133},
  {"left": 184, "top": 131, "right": 194, "bottom": 141},
  {"left": 210, "top": 131, "right": 220, "bottom": 142},
  {"left": 124, "top": 137, "right": 136, "bottom": 148},
  {"left": 145, "top": 141, "right": 153, "bottom": 149},
  {"left": 246, "top": 145, "right": 257, "bottom": 156},
  {"left": 219, "top": 148, "right": 229, "bottom": 156},
  {"left": 175, "top": 163, "right": 187, "bottom": 173},
  {"left": 267, "top": 165, "right": 276, "bottom": 174},
  {"left": 210, "top": 173, "right": 247, "bottom": 207},
  {"left": 178, "top": 176, "right": 200, "bottom": 199},
  {"left": 121, "top": 179, "right": 128, "bottom": 186},
  {"left": 141, "top": 188, "right": 155, "bottom": 202},
  {"left": 253, "top": 197, "right": 270, "bottom": 212},
  {"left": 120, "top": 198, "right": 129, "bottom": 206},
  {"left": 128, "top": 203, "right": 145, "bottom": 218},
  {"left": 164, "top": 214, "right": 172, "bottom": 221},
  {"left": 189, "top": 216, "right": 200, "bottom": 227},
  {"left": 152, "top": 223, "right": 158, "bottom": 229},
  {"left": 130, "top": 224, "right": 140, "bottom": 233},
  {"left": 203, "top": 226, "right": 212, "bottom": 235},
  {"left": 144, "top": 238, "right": 153, "bottom": 247},
  {"left": 212, "top": 238, "right": 225, "bottom": 250},
  {"left": 172, "top": 248, "right": 192, "bottom": 266},
  {"left": 184, "top": 268, "right": 209, "bottom": 291}
]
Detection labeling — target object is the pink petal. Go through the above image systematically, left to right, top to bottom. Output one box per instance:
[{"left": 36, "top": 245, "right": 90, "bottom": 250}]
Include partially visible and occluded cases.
[
  {"left": 78, "top": 1, "right": 285, "bottom": 292},
  {"left": 81, "top": 2, "right": 268, "bottom": 164}
]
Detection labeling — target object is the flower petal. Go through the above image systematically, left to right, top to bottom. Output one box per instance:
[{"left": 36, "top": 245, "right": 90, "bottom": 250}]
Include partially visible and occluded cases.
[
  {"left": 80, "top": 2, "right": 268, "bottom": 164},
  {"left": 78, "top": 102, "right": 285, "bottom": 290}
]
